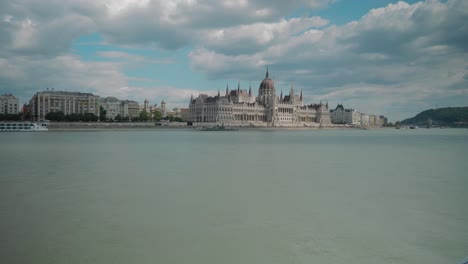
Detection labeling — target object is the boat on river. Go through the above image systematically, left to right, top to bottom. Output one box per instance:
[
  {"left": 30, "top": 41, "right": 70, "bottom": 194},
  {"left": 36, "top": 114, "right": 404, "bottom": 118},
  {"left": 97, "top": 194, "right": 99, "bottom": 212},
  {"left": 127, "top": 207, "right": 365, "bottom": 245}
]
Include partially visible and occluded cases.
[
  {"left": 0, "top": 121, "right": 49, "bottom": 132},
  {"left": 199, "top": 124, "right": 237, "bottom": 131}
]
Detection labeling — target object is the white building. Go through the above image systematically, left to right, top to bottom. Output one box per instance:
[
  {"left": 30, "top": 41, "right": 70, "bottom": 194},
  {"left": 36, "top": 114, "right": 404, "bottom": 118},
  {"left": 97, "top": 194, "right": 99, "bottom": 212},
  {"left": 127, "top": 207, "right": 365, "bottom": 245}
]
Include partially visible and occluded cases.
[
  {"left": 189, "top": 69, "right": 331, "bottom": 126},
  {"left": 29, "top": 90, "right": 100, "bottom": 121},
  {"left": 0, "top": 94, "right": 19, "bottom": 114},
  {"left": 99, "top": 97, "right": 142, "bottom": 120},
  {"left": 100, "top": 97, "right": 121, "bottom": 120},
  {"left": 124, "top": 100, "right": 141, "bottom": 119},
  {"left": 329, "top": 104, "right": 346, "bottom": 124},
  {"left": 330, "top": 104, "right": 362, "bottom": 125},
  {"left": 360, "top": 113, "right": 369, "bottom": 127},
  {"left": 369, "top": 114, "right": 381, "bottom": 127}
]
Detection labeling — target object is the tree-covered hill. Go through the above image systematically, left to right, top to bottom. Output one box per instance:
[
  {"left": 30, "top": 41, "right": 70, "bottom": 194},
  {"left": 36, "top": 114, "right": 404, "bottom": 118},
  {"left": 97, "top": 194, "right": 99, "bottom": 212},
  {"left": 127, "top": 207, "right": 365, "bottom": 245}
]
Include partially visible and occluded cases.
[{"left": 401, "top": 107, "right": 468, "bottom": 127}]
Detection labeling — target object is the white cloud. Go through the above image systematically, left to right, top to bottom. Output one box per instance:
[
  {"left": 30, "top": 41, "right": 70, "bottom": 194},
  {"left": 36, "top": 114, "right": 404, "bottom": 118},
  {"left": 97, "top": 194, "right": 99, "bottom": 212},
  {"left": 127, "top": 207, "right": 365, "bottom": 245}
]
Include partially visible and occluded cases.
[
  {"left": 0, "top": 0, "right": 467, "bottom": 120},
  {"left": 189, "top": 0, "right": 468, "bottom": 120},
  {"left": 202, "top": 17, "right": 329, "bottom": 55}
]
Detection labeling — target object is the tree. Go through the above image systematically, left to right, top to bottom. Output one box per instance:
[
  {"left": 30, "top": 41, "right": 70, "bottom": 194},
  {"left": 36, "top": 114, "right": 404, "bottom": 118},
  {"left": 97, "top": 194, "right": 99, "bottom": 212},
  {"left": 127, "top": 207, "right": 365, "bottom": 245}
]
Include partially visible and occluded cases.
[
  {"left": 99, "top": 106, "right": 107, "bottom": 122},
  {"left": 153, "top": 109, "right": 162, "bottom": 121},
  {"left": 139, "top": 110, "right": 150, "bottom": 122},
  {"left": 45, "top": 111, "right": 65, "bottom": 121},
  {"left": 0, "top": 113, "right": 22, "bottom": 121},
  {"left": 66, "top": 113, "right": 80, "bottom": 122},
  {"left": 83, "top": 113, "right": 98, "bottom": 122},
  {"left": 115, "top": 114, "right": 122, "bottom": 122}
]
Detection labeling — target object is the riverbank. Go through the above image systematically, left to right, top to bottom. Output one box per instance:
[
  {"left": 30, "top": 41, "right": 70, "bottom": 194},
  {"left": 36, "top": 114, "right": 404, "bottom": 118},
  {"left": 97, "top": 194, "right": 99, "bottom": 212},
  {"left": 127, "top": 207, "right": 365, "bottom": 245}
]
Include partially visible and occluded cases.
[{"left": 48, "top": 122, "right": 374, "bottom": 131}]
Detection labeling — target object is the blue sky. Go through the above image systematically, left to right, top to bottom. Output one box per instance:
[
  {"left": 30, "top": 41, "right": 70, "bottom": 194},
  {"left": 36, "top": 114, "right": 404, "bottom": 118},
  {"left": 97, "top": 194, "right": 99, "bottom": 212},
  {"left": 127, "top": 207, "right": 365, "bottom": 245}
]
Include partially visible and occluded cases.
[{"left": 0, "top": 0, "right": 466, "bottom": 121}]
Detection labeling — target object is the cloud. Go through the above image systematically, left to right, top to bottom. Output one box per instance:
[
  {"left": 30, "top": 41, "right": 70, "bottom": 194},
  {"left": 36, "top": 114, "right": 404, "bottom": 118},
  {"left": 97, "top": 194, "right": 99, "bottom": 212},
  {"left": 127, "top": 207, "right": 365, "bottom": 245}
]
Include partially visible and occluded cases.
[
  {"left": 0, "top": 0, "right": 467, "bottom": 120},
  {"left": 189, "top": 0, "right": 468, "bottom": 120},
  {"left": 202, "top": 17, "right": 329, "bottom": 55},
  {"left": 0, "top": 55, "right": 127, "bottom": 101}
]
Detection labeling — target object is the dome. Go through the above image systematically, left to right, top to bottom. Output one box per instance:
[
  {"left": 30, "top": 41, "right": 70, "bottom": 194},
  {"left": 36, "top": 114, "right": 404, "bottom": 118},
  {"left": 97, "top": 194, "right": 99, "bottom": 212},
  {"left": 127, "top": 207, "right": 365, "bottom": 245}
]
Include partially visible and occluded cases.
[{"left": 259, "top": 68, "right": 275, "bottom": 94}]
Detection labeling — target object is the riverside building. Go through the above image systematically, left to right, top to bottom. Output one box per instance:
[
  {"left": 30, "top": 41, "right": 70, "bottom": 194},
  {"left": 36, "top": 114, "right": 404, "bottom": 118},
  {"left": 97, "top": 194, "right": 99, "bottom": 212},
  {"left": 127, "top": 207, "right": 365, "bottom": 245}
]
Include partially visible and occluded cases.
[
  {"left": 189, "top": 69, "right": 331, "bottom": 126},
  {"left": 29, "top": 90, "right": 100, "bottom": 121},
  {"left": 0, "top": 94, "right": 19, "bottom": 114},
  {"left": 99, "top": 97, "right": 142, "bottom": 120},
  {"left": 329, "top": 104, "right": 362, "bottom": 125}
]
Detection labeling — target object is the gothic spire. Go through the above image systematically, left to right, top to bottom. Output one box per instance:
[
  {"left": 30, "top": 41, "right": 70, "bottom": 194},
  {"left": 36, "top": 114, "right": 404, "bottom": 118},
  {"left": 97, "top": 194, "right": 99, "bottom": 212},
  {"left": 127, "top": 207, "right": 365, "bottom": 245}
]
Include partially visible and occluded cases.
[
  {"left": 266, "top": 66, "right": 269, "bottom": 78},
  {"left": 237, "top": 81, "right": 240, "bottom": 93},
  {"left": 290, "top": 81, "right": 294, "bottom": 97},
  {"left": 225, "top": 83, "right": 229, "bottom": 95},
  {"left": 249, "top": 83, "right": 252, "bottom": 96},
  {"left": 218, "top": 89, "right": 220, "bottom": 97},
  {"left": 280, "top": 89, "right": 283, "bottom": 101},
  {"left": 300, "top": 89, "right": 303, "bottom": 101}
]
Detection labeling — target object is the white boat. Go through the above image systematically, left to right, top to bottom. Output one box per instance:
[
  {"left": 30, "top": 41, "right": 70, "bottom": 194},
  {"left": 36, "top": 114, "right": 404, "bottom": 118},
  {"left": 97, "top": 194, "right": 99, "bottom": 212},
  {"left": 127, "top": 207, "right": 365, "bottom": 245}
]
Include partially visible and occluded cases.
[{"left": 0, "top": 121, "right": 49, "bottom": 132}]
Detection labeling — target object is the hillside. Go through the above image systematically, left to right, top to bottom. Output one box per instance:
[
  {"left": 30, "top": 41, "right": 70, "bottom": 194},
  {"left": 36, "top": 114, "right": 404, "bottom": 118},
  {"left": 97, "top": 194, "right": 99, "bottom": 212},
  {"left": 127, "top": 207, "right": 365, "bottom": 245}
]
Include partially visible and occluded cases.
[{"left": 401, "top": 107, "right": 468, "bottom": 127}]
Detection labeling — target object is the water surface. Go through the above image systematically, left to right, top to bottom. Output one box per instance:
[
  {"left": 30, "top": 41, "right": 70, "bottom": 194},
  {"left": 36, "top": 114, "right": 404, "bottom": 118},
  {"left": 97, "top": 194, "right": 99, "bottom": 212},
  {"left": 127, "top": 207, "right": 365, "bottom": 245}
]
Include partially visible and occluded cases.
[{"left": 1, "top": 129, "right": 467, "bottom": 264}]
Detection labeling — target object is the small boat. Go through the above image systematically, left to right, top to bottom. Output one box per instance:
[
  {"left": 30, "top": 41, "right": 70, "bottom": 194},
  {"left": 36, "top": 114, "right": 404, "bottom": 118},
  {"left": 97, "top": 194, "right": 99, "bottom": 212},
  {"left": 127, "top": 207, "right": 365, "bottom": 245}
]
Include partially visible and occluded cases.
[
  {"left": 0, "top": 121, "right": 49, "bottom": 132},
  {"left": 200, "top": 124, "right": 237, "bottom": 131}
]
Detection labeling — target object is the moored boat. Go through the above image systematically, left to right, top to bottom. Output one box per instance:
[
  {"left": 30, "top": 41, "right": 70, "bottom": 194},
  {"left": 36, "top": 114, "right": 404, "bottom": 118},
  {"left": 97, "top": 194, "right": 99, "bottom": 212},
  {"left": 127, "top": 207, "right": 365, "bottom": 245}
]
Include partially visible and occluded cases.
[
  {"left": 0, "top": 121, "right": 49, "bottom": 132},
  {"left": 199, "top": 124, "right": 237, "bottom": 131}
]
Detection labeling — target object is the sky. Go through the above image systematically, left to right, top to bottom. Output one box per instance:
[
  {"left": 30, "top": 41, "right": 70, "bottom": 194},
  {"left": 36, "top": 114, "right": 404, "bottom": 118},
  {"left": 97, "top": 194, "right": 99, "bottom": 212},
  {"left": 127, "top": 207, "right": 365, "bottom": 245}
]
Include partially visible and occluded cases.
[{"left": 0, "top": 0, "right": 467, "bottom": 121}]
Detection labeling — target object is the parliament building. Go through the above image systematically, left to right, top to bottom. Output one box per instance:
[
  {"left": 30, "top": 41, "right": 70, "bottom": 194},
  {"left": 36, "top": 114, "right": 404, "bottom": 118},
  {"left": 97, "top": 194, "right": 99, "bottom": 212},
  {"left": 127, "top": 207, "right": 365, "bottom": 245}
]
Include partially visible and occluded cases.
[{"left": 189, "top": 69, "right": 332, "bottom": 127}]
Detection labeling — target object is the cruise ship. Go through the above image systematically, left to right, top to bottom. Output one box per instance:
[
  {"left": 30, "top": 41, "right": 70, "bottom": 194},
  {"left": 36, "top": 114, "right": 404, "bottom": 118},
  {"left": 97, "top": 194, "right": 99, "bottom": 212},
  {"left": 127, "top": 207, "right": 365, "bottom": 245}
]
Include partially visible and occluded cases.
[{"left": 0, "top": 121, "right": 49, "bottom": 132}]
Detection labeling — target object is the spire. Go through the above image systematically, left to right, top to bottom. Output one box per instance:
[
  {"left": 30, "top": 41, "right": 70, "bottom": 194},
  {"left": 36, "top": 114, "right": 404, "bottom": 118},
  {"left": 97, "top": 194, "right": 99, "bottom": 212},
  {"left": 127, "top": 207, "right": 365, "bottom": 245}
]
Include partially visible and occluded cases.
[
  {"left": 266, "top": 66, "right": 269, "bottom": 78},
  {"left": 237, "top": 81, "right": 240, "bottom": 94},
  {"left": 290, "top": 81, "right": 294, "bottom": 97},
  {"left": 225, "top": 83, "right": 229, "bottom": 96},
  {"left": 249, "top": 83, "right": 252, "bottom": 96},
  {"left": 217, "top": 89, "right": 220, "bottom": 97},
  {"left": 280, "top": 89, "right": 283, "bottom": 101},
  {"left": 300, "top": 89, "right": 303, "bottom": 101},
  {"left": 190, "top": 93, "right": 193, "bottom": 102},
  {"left": 326, "top": 100, "right": 328, "bottom": 108}
]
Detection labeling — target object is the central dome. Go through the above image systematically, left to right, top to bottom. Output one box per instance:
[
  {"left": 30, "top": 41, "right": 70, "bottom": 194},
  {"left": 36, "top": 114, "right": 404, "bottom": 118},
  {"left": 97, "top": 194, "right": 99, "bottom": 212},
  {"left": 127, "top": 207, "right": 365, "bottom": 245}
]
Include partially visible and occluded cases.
[{"left": 259, "top": 68, "right": 275, "bottom": 95}]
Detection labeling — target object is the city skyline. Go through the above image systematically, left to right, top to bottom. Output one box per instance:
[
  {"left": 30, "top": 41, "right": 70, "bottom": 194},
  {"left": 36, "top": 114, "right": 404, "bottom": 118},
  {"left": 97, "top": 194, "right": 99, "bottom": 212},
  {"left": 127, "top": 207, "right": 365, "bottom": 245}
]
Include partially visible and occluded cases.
[{"left": 0, "top": 0, "right": 467, "bottom": 121}]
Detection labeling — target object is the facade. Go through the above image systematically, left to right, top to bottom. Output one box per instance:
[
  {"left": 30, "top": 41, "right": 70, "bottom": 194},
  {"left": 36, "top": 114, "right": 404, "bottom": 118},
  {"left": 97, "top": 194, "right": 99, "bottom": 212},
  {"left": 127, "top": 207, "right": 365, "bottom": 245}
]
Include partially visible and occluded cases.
[
  {"left": 189, "top": 70, "right": 331, "bottom": 126},
  {"left": 29, "top": 90, "right": 100, "bottom": 121},
  {"left": 0, "top": 94, "right": 19, "bottom": 114},
  {"left": 100, "top": 96, "right": 122, "bottom": 120},
  {"left": 99, "top": 97, "right": 145, "bottom": 120},
  {"left": 143, "top": 99, "right": 150, "bottom": 113},
  {"left": 124, "top": 100, "right": 141, "bottom": 119},
  {"left": 161, "top": 100, "right": 167, "bottom": 117},
  {"left": 329, "top": 104, "right": 361, "bottom": 125},
  {"left": 329, "top": 104, "right": 346, "bottom": 124},
  {"left": 180, "top": 108, "right": 190, "bottom": 121},
  {"left": 360, "top": 113, "right": 369, "bottom": 127},
  {"left": 369, "top": 114, "right": 380, "bottom": 127},
  {"left": 380, "top": 115, "right": 388, "bottom": 126}
]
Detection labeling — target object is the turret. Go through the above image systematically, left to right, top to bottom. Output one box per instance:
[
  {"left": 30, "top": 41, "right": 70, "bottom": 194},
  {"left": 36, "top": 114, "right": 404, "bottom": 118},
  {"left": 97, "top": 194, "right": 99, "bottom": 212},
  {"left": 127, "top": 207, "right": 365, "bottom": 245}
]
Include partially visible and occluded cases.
[{"left": 290, "top": 81, "right": 295, "bottom": 102}]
